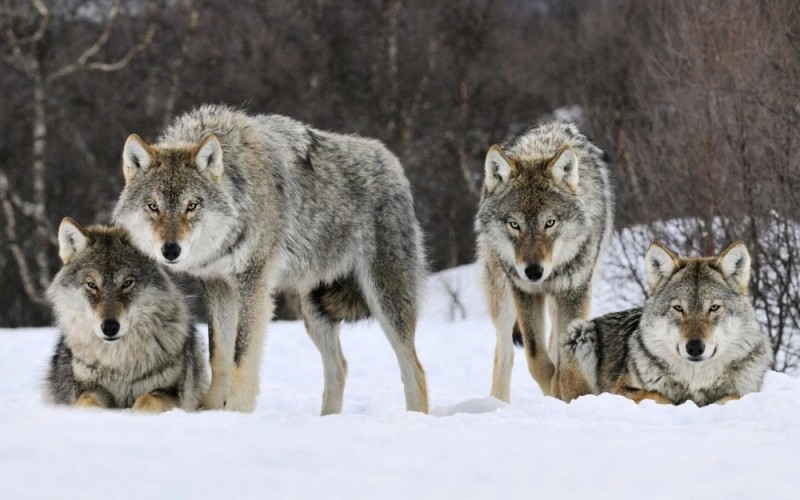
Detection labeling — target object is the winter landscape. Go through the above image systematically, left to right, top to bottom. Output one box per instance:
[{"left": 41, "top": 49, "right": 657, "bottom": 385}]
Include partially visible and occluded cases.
[{"left": 1, "top": 260, "right": 798, "bottom": 500}]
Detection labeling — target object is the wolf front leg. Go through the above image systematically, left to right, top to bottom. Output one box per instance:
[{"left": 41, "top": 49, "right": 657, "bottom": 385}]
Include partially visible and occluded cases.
[
  {"left": 227, "top": 265, "right": 272, "bottom": 412},
  {"left": 485, "top": 268, "right": 517, "bottom": 403},
  {"left": 202, "top": 277, "right": 240, "bottom": 410},
  {"left": 552, "top": 287, "right": 593, "bottom": 401},
  {"left": 512, "top": 289, "right": 555, "bottom": 396},
  {"left": 613, "top": 376, "right": 673, "bottom": 405},
  {"left": 713, "top": 395, "right": 740, "bottom": 405}
]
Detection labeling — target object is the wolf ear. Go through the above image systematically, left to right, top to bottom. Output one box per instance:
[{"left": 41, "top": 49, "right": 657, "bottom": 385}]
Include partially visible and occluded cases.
[
  {"left": 123, "top": 134, "right": 155, "bottom": 184},
  {"left": 193, "top": 134, "right": 224, "bottom": 181},
  {"left": 484, "top": 145, "right": 516, "bottom": 194},
  {"left": 547, "top": 146, "right": 579, "bottom": 192},
  {"left": 58, "top": 217, "right": 89, "bottom": 265},
  {"left": 645, "top": 242, "right": 681, "bottom": 292},
  {"left": 715, "top": 242, "right": 751, "bottom": 293}
]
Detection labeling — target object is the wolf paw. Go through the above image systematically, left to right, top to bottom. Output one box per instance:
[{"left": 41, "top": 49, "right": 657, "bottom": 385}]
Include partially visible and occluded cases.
[{"left": 132, "top": 393, "right": 177, "bottom": 413}]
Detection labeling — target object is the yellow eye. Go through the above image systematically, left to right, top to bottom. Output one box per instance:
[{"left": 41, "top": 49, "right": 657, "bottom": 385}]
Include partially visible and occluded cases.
[
  {"left": 187, "top": 202, "right": 198, "bottom": 212},
  {"left": 147, "top": 203, "right": 159, "bottom": 212},
  {"left": 545, "top": 219, "right": 556, "bottom": 228},
  {"left": 508, "top": 220, "right": 520, "bottom": 230},
  {"left": 122, "top": 279, "right": 134, "bottom": 289},
  {"left": 86, "top": 282, "right": 97, "bottom": 290},
  {"left": 709, "top": 304, "right": 720, "bottom": 312},
  {"left": 672, "top": 305, "right": 684, "bottom": 313}
]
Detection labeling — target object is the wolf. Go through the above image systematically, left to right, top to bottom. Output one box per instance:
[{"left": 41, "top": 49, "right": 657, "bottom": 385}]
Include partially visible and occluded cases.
[
  {"left": 113, "top": 105, "right": 428, "bottom": 414},
  {"left": 475, "top": 122, "right": 614, "bottom": 402},
  {"left": 45, "top": 219, "right": 208, "bottom": 412},
  {"left": 561, "top": 241, "right": 773, "bottom": 406}
]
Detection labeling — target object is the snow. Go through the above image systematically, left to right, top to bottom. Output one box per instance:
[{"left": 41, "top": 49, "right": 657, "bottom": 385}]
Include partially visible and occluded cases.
[{"left": 1, "top": 263, "right": 799, "bottom": 499}]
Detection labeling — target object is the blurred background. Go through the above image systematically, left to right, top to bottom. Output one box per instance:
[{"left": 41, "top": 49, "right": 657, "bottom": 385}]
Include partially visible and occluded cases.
[{"left": 1, "top": 0, "right": 798, "bottom": 370}]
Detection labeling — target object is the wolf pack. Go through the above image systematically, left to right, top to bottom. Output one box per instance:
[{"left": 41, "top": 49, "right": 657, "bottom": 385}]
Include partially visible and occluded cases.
[{"left": 43, "top": 105, "right": 773, "bottom": 414}]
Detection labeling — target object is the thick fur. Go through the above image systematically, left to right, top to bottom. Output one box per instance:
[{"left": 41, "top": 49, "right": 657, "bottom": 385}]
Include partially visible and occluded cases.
[
  {"left": 113, "top": 105, "right": 428, "bottom": 414},
  {"left": 476, "top": 122, "right": 613, "bottom": 402},
  {"left": 45, "top": 220, "right": 208, "bottom": 411},
  {"left": 562, "top": 243, "right": 773, "bottom": 406}
]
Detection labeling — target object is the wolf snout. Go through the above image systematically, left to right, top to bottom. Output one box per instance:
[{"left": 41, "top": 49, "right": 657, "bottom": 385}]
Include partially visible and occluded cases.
[
  {"left": 161, "top": 242, "right": 182, "bottom": 261},
  {"left": 524, "top": 263, "right": 544, "bottom": 282},
  {"left": 101, "top": 319, "right": 120, "bottom": 338},
  {"left": 686, "top": 339, "right": 705, "bottom": 359}
]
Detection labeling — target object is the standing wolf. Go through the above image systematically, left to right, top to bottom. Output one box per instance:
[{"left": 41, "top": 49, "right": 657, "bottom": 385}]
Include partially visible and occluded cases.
[
  {"left": 113, "top": 105, "right": 428, "bottom": 414},
  {"left": 476, "top": 122, "right": 613, "bottom": 402},
  {"left": 45, "top": 219, "right": 207, "bottom": 411},
  {"left": 561, "top": 242, "right": 773, "bottom": 406}
]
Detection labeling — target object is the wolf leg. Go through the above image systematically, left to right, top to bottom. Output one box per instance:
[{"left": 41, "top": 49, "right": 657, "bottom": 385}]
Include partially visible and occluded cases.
[
  {"left": 227, "top": 265, "right": 272, "bottom": 412},
  {"left": 484, "top": 266, "right": 516, "bottom": 402},
  {"left": 360, "top": 267, "right": 428, "bottom": 414},
  {"left": 202, "top": 278, "right": 239, "bottom": 410},
  {"left": 552, "top": 288, "right": 593, "bottom": 401},
  {"left": 513, "top": 290, "right": 555, "bottom": 396},
  {"left": 301, "top": 295, "right": 348, "bottom": 415},
  {"left": 613, "top": 377, "right": 673, "bottom": 405},
  {"left": 75, "top": 389, "right": 114, "bottom": 409},
  {"left": 132, "top": 392, "right": 179, "bottom": 413},
  {"left": 713, "top": 395, "right": 740, "bottom": 405}
]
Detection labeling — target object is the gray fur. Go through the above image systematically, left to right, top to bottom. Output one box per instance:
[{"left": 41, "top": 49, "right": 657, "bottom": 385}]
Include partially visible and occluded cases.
[
  {"left": 113, "top": 105, "right": 428, "bottom": 414},
  {"left": 476, "top": 122, "right": 614, "bottom": 401},
  {"left": 45, "top": 222, "right": 208, "bottom": 411},
  {"left": 563, "top": 244, "right": 773, "bottom": 406}
]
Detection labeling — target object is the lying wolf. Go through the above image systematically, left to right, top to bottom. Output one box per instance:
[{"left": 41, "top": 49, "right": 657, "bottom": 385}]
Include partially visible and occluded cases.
[
  {"left": 45, "top": 219, "right": 207, "bottom": 411},
  {"left": 562, "top": 241, "right": 773, "bottom": 405}
]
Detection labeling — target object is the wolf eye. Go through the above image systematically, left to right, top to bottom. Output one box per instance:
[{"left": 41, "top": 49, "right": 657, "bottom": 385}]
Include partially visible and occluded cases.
[
  {"left": 186, "top": 202, "right": 198, "bottom": 212},
  {"left": 147, "top": 203, "right": 159, "bottom": 212},
  {"left": 545, "top": 219, "right": 556, "bottom": 228},
  {"left": 507, "top": 220, "right": 520, "bottom": 230},
  {"left": 121, "top": 279, "right": 135, "bottom": 290},
  {"left": 85, "top": 281, "right": 97, "bottom": 290},
  {"left": 709, "top": 304, "right": 720, "bottom": 312},
  {"left": 672, "top": 305, "right": 684, "bottom": 313}
]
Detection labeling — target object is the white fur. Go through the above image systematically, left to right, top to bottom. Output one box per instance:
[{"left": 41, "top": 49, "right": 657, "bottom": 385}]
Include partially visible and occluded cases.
[
  {"left": 195, "top": 135, "right": 224, "bottom": 180},
  {"left": 645, "top": 243, "right": 679, "bottom": 291},
  {"left": 718, "top": 243, "right": 751, "bottom": 291}
]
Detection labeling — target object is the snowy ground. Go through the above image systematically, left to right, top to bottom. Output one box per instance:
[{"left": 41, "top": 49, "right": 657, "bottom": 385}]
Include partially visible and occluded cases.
[{"left": 1, "top": 264, "right": 799, "bottom": 499}]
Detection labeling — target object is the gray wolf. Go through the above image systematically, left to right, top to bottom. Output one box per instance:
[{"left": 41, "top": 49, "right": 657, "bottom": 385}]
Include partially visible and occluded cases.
[
  {"left": 113, "top": 105, "right": 428, "bottom": 414},
  {"left": 475, "top": 122, "right": 614, "bottom": 402},
  {"left": 45, "top": 219, "right": 208, "bottom": 412},
  {"left": 562, "top": 241, "right": 773, "bottom": 405}
]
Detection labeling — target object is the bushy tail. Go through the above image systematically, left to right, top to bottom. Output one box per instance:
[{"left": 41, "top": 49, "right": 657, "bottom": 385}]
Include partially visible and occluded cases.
[{"left": 512, "top": 322, "right": 523, "bottom": 347}]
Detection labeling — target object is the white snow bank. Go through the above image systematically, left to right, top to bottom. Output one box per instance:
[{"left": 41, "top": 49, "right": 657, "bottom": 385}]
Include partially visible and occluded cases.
[{"left": 0, "top": 264, "right": 798, "bottom": 499}]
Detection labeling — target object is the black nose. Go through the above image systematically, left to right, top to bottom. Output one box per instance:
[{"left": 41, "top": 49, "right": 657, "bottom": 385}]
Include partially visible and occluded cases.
[
  {"left": 161, "top": 242, "right": 181, "bottom": 261},
  {"left": 524, "top": 264, "right": 544, "bottom": 281},
  {"left": 101, "top": 319, "right": 120, "bottom": 337},
  {"left": 686, "top": 339, "right": 705, "bottom": 357}
]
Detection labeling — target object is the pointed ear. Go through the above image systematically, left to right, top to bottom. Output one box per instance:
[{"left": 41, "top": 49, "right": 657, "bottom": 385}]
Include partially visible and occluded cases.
[
  {"left": 123, "top": 134, "right": 155, "bottom": 184},
  {"left": 193, "top": 134, "right": 224, "bottom": 181},
  {"left": 484, "top": 145, "right": 516, "bottom": 194},
  {"left": 547, "top": 146, "right": 579, "bottom": 192},
  {"left": 58, "top": 217, "right": 89, "bottom": 265},
  {"left": 645, "top": 242, "right": 681, "bottom": 292},
  {"left": 715, "top": 242, "right": 751, "bottom": 293}
]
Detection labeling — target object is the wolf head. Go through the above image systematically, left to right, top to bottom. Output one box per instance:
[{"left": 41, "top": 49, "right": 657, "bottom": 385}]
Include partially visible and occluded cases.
[
  {"left": 112, "top": 133, "right": 236, "bottom": 270},
  {"left": 476, "top": 139, "right": 588, "bottom": 285},
  {"left": 48, "top": 219, "right": 175, "bottom": 343},
  {"left": 641, "top": 241, "right": 759, "bottom": 364}
]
